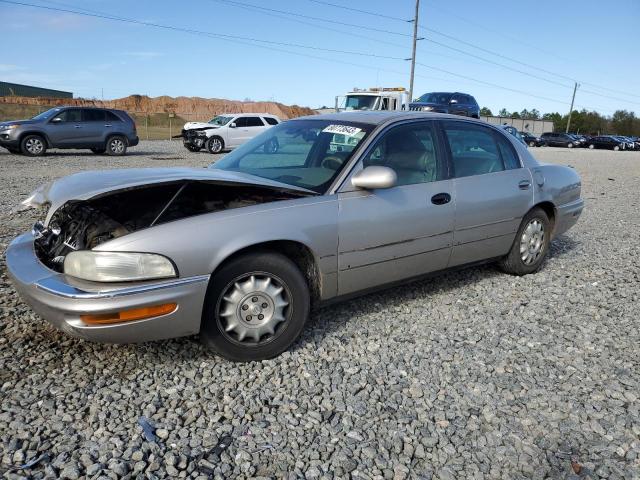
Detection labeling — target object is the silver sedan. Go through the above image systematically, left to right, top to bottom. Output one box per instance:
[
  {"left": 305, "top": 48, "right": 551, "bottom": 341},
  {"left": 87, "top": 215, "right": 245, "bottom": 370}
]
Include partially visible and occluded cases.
[{"left": 6, "top": 112, "right": 584, "bottom": 361}]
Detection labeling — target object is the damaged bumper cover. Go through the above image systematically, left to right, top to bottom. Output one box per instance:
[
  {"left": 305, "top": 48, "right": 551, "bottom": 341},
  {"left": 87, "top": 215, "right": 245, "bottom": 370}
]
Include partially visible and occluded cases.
[{"left": 6, "top": 233, "right": 209, "bottom": 343}]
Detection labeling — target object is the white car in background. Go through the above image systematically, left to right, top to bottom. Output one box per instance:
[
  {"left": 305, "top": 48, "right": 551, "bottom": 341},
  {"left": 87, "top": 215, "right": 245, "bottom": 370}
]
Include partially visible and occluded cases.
[{"left": 180, "top": 113, "right": 280, "bottom": 154}]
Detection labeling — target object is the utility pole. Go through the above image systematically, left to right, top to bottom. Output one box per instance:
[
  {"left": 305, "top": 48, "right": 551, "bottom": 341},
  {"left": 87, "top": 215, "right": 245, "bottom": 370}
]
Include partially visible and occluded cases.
[
  {"left": 408, "top": 0, "right": 420, "bottom": 103},
  {"left": 565, "top": 81, "right": 579, "bottom": 133}
]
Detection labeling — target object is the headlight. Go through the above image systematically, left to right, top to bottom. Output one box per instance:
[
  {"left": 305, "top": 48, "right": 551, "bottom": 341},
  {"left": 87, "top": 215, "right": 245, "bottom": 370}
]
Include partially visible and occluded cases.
[
  {"left": 423, "top": 106, "right": 433, "bottom": 111},
  {"left": 0, "top": 124, "right": 18, "bottom": 131},
  {"left": 64, "top": 251, "right": 177, "bottom": 282}
]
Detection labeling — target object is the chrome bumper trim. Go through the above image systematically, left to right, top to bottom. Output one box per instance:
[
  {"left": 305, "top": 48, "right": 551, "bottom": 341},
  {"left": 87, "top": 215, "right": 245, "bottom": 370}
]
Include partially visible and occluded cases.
[{"left": 34, "top": 274, "right": 211, "bottom": 300}]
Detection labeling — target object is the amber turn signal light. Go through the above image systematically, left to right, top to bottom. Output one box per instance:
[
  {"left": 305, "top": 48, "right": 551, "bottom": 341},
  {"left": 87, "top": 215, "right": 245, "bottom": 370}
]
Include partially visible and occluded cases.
[{"left": 80, "top": 303, "right": 177, "bottom": 325}]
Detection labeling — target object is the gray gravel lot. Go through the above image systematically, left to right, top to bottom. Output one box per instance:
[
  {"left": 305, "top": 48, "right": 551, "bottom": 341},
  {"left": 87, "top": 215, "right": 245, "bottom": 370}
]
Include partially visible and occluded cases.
[{"left": 0, "top": 142, "right": 639, "bottom": 479}]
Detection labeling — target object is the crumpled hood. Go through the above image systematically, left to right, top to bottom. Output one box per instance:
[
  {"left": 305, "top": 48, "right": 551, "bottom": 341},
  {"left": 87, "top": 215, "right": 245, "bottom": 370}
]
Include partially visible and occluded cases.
[
  {"left": 183, "top": 122, "right": 219, "bottom": 130},
  {"left": 18, "top": 167, "right": 316, "bottom": 219}
]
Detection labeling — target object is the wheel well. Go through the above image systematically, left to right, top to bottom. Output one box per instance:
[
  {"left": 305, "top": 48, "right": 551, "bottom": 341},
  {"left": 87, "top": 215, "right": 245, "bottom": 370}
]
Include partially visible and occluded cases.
[
  {"left": 18, "top": 131, "right": 50, "bottom": 147},
  {"left": 534, "top": 201, "right": 556, "bottom": 232},
  {"left": 214, "top": 241, "right": 321, "bottom": 305}
]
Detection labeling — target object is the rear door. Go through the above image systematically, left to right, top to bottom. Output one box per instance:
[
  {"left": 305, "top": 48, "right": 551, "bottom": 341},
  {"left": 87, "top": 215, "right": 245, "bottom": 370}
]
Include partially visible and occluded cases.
[
  {"left": 81, "top": 109, "right": 107, "bottom": 145},
  {"left": 337, "top": 120, "right": 454, "bottom": 295},
  {"left": 440, "top": 120, "right": 533, "bottom": 266}
]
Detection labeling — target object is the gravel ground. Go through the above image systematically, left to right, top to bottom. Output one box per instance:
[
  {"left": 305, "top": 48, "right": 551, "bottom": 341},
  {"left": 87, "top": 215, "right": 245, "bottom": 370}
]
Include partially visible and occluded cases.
[{"left": 0, "top": 142, "right": 639, "bottom": 480}]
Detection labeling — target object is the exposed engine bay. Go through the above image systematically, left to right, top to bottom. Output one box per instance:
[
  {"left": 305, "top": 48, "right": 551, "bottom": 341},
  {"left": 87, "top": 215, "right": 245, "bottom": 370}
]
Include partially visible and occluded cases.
[{"left": 34, "top": 181, "right": 309, "bottom": 271}]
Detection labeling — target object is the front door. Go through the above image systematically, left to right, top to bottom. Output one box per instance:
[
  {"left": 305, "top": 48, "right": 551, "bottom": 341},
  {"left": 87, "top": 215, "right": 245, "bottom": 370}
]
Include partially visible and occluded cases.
[
  {"left": 46, "top": 108, "right": 86, "bottom": 146},
  {"left": 440, "top": 120, "right": 534, "bottom": 266},
  {"left": 337, "top": 121, "right": 454, "bottom": 296}
]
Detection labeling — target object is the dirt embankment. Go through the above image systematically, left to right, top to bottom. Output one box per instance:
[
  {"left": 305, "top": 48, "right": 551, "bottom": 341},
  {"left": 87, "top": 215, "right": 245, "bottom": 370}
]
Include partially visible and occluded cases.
[{"left": 0, "top": 94, "right": 315, "bottom": 119}]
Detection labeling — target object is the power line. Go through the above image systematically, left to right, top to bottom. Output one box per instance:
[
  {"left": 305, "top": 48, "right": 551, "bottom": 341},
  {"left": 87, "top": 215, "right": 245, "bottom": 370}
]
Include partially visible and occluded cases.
[
  {"left": 0, "top": 0, "right": 406, "bottom": 60},
  {"left": 209, "top": 0, "right": 412, "bottom": 37},
  {"left": 306, "top": 0, "right": 410, "bottom": 22}
]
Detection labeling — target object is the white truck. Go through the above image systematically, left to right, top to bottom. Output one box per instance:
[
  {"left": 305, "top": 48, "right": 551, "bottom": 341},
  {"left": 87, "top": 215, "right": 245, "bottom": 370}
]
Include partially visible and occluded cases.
[{"left": 334, "top": 87, "right": 408, "bottom": 112}]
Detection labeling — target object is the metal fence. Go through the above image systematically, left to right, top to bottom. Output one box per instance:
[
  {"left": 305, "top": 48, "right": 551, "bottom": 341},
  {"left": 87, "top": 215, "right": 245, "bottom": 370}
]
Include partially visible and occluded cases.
[{"left": 0, "top": 102, "right": 212, "bottom": 140}]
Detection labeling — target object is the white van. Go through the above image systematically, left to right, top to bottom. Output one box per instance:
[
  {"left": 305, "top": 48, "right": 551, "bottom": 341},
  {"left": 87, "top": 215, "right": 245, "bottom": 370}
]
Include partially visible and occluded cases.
[{"left": 181, "top": 113, "right": 280, "bottom": 153}]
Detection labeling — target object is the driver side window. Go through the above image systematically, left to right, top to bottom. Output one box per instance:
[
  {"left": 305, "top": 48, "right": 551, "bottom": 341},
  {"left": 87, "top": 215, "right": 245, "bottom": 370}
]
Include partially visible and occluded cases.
[{"left": 362, "top": 122, "right": 442, "bottom": 186}]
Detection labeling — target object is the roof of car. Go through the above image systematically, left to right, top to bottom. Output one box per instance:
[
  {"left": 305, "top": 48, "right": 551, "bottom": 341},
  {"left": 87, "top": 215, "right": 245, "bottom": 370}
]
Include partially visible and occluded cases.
[
  {"left": 294, "top": 110, "right": 475, "bottom": 125},
  {"left": 232, "top": 112, "right": 279, "bottom": 117}
]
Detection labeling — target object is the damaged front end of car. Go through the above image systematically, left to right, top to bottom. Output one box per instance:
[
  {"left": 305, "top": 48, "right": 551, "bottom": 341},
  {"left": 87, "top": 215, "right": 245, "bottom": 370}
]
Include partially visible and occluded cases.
[
  {"left": 174, "top": 127, "right": 216, "bottom": 150},
  {"left": 29, "top": 180, "right": 311, "bottom": 274}
]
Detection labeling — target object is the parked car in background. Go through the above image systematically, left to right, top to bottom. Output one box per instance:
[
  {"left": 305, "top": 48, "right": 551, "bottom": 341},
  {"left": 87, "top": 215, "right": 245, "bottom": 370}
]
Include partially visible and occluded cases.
[
  {"left": 409, "top": 92, "right": 480, "bottom": 118},
  {"left": 0, "top": 107, "right": 138, "bottom": 156},
  {"left": 7, "top": 112, "right": 583, "bottom": 361},
  {"left": 178, "top": 113, "right": 280, "bottom": 154},
  {"left": 501, "top": 125, "right": 527, "bottom": 146},
  {"left": 519, "top": 131, "right": 543, "bottom": 147},
  {"left": 540, "top": 132, "right": 579, "bottom": 148},
  {"left": 587, "top": 136, "right": 625, "bottom": 151},
  {"left": 617, "top": 136, "right": 637, "bottom": 150}
]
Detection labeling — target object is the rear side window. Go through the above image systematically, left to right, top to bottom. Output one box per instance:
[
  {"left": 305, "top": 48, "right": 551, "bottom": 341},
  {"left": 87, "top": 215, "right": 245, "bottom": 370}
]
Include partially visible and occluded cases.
[
  {"left": 83, "top": 109, "right": 105, "bottom": 122},
  {"left": 105, "top": 111, "right": 122, "bottom": 122},
  {"left": 244, "top": 117, "right": 264, "bottom": 127},
  {"left": 263, "top": 117, "right": 278, "bottom": 125},
  {"left": 443, "top": 122, "right": 505, "bottom": 178},
  {"left": 496, "top": 135, "right": 520, "bottom": 169}
]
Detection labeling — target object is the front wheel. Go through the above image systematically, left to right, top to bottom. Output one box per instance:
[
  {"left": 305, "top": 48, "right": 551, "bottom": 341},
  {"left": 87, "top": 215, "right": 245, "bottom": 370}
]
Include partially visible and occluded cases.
[
  {"left": 21, "top": 135, "right": 47, "bottom": 156},
  {"left": 106, "top": 135, "right": 127, "bottom": 156},
  {"left": 207, "top": 136, "right": 224, "bottom": 154},
  {"left": 529, "top": 141, "right": 536, "bottom": 147},
  {"left": 567, "top": 142, "right": 574, "bottom": 148},
  {"left": 588, "top": 144, "right": 595, "bottom": 149},
  {"left": 613, "top": 145, "right": 620, "bottom": 151},
  {"left": 499, "top": 207, "right": 551, "bottom": 275},
  {"left": 201, "top": 252, "right": 310, "bottom": 361}
]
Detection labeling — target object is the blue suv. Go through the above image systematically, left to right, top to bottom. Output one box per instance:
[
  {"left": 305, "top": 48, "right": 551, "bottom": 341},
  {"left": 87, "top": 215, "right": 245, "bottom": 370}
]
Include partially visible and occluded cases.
[{"left": 0, "top": 106, "right": 139, "bottom": 156}]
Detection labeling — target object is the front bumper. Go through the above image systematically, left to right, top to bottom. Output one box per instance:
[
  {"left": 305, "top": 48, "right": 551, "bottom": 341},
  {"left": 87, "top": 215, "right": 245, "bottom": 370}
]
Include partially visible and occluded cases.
[
  {"left": 0, "top": 134, "right": 19, "bottom": 150},
  {"left": 5, "top": 233, "right": 209, "bottom": 344}
]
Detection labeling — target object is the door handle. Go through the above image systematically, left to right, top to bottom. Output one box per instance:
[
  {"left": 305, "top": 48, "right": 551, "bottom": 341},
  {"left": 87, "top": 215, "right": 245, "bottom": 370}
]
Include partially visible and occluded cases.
[
  {"left": 104, "top": 124, "right": 112, "bottom": 127},
  {"left": 74, "top": 125, "right": 82, "bottom": 128},
  {"left": 519, "top": 180, "right": 531, "bottom": 190},
  {"left": 431, "top": 192, "right": 451, "bottom": 205}
]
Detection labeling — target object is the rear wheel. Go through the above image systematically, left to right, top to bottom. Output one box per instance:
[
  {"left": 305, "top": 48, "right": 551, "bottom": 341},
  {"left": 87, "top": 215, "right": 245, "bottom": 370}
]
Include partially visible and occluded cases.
[
  {"left": 21, "top": 135, "right": 46, "bottom": 156},
  {"left": 106, "top": 135, "right": 127, "bottom": 156},
  {"left": 207, "top": 136, "right": 224, "bottom": 154},
  {"left": 529, "top": 141, "right": 536, "bottom": 147},
  {"left": 567, "top": 142, "right": 574, "bottom": 148},
  {"left": 588, "top": 144, "right": 595, "bottom": 149},
  {"left": 613, "top": 145, "right": 620, "bottom": 151},
  {"left": 499, "top": 207, "right": 551, "bottom": 275},
  {"left": 201, "top": 251, "right": 310, "bottom": 361}
]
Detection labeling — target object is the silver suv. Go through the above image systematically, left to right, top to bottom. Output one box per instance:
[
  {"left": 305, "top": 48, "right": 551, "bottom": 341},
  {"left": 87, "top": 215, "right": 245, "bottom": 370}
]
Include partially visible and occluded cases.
[{"left": 0, "top": 107, "right": 139, "bottom": 156}]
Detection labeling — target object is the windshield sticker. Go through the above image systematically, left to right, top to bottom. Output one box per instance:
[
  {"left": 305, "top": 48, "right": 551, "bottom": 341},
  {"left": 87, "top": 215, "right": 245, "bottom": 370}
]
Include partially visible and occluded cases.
[{"left": 322, "top": 124, "right": 362, "bottom": 136}]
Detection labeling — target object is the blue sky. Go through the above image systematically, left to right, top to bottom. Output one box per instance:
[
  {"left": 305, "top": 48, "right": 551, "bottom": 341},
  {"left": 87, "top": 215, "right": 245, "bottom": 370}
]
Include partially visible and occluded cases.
[{"left": 1, "top": 0, "right": 639, "bottom": 115}]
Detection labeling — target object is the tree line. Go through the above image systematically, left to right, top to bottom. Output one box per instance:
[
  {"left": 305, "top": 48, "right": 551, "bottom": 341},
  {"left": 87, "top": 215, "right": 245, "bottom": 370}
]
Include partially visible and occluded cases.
[{"left": 479, "top": 107, "right": 640, "bottom": 136}]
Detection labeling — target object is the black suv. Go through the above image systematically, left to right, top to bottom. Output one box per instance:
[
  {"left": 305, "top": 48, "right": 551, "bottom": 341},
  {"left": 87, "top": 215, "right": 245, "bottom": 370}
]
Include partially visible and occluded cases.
[
  {"left": 408, "top": 92, "right": 480, "bottom": 118},
  {"left": 0, "top": 107, "right": 139, "bottom": 156},
  {"left": 520, "top": 131, "right": 542, "bottom": 147},
  {"left": 539, "top": 132, "right": 579, "bottom": 148},
  {"left": 587, "top": 136, "right": 625, "bottom": 151}
]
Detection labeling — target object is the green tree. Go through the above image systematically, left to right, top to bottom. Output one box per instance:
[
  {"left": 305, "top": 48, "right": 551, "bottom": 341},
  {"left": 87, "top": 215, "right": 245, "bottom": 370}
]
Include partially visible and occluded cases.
[
  {"left": 479, "top": 107, "right": 493, "bottom": 116},
  {"left": 498, "top": 108, "right": 509, "bottom": 117},
  {"left": 520, "top": 109, "right": 530, "bottom": 119},
  {"left": 529, "top": 109, "right": 541, "bottom": 120},
  {"left": 611, "top": 110, "right": 638, "bottom": 136},
  {"left": 510, "top": 111, "right": 521, "bottom": 119}
]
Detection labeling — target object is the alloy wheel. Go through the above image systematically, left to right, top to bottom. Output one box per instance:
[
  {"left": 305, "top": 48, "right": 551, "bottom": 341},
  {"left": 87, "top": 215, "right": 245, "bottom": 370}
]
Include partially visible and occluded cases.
[
  {"left": 26, "top": 138, "right": 44, "bottom": 155},
  {"left": 110, "top": 138, "right": 125, "bottom": 154}
]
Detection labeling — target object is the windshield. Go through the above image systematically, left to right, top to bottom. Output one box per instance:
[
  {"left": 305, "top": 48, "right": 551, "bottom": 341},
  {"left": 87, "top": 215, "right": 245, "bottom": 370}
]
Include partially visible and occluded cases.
[
  {"left": 416, "top": 92, "right": 452, "bottom": 104},
  {"left": 344, "top": 95, "right": 378, "bottom": 111},
  {"left": 31, "top": 108, "right": 61, "bottom": 121},
  {"left": 208, "top": 115, "right": 233, "bottom": 126},
  {"left": 210, "top": 119, "right": 373, "bottom": 193}
]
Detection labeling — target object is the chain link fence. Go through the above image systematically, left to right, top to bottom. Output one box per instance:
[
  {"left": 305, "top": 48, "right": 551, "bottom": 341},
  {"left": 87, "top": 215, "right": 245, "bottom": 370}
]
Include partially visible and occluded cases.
[{"left": 0, "top": 102, "right": 211, "bottom": 140}]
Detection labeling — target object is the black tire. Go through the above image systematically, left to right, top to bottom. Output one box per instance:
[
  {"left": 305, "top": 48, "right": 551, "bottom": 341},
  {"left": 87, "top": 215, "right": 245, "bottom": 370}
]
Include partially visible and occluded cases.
[
  {"left": 20, "top": 134, "right": 47, "bottom": 156},
  {"left": 106, "top": 135, "right": 127, "bottom": 156},
  {"left": 207, "top": 136, "right": 224, "bottom": 154},
  {"left": 529, "top": 141, "right": 536, "bottom": 147},
  {"left": 186, "top": 145, "right": 202, "bottom": 152},
  {"left": 91, "top": 148, "right": 106, "bottom": 154},
  {"left": 499, "top": 207, "right": 551, "bottom": 276},
  {"left": 201, "top": 251, "right": 310, "bottom": 361}
]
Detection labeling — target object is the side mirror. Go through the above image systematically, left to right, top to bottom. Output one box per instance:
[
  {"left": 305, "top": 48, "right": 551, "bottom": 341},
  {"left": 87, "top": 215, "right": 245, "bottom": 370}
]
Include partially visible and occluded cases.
[
  {"left": 51, "top": 117, "right": 62, "bottom": 123},
  {"left": 229, "top": 122, "right": 237, "bottom": 128},
  {"left": 351, "top": 166, "right": 397, "bottom": 190}
]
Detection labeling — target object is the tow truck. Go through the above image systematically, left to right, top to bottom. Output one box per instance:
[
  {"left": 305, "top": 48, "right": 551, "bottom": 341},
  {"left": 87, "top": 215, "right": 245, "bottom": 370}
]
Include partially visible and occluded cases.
[{"left": 335, "top": 87, "right": 408, "bottom": 112}]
